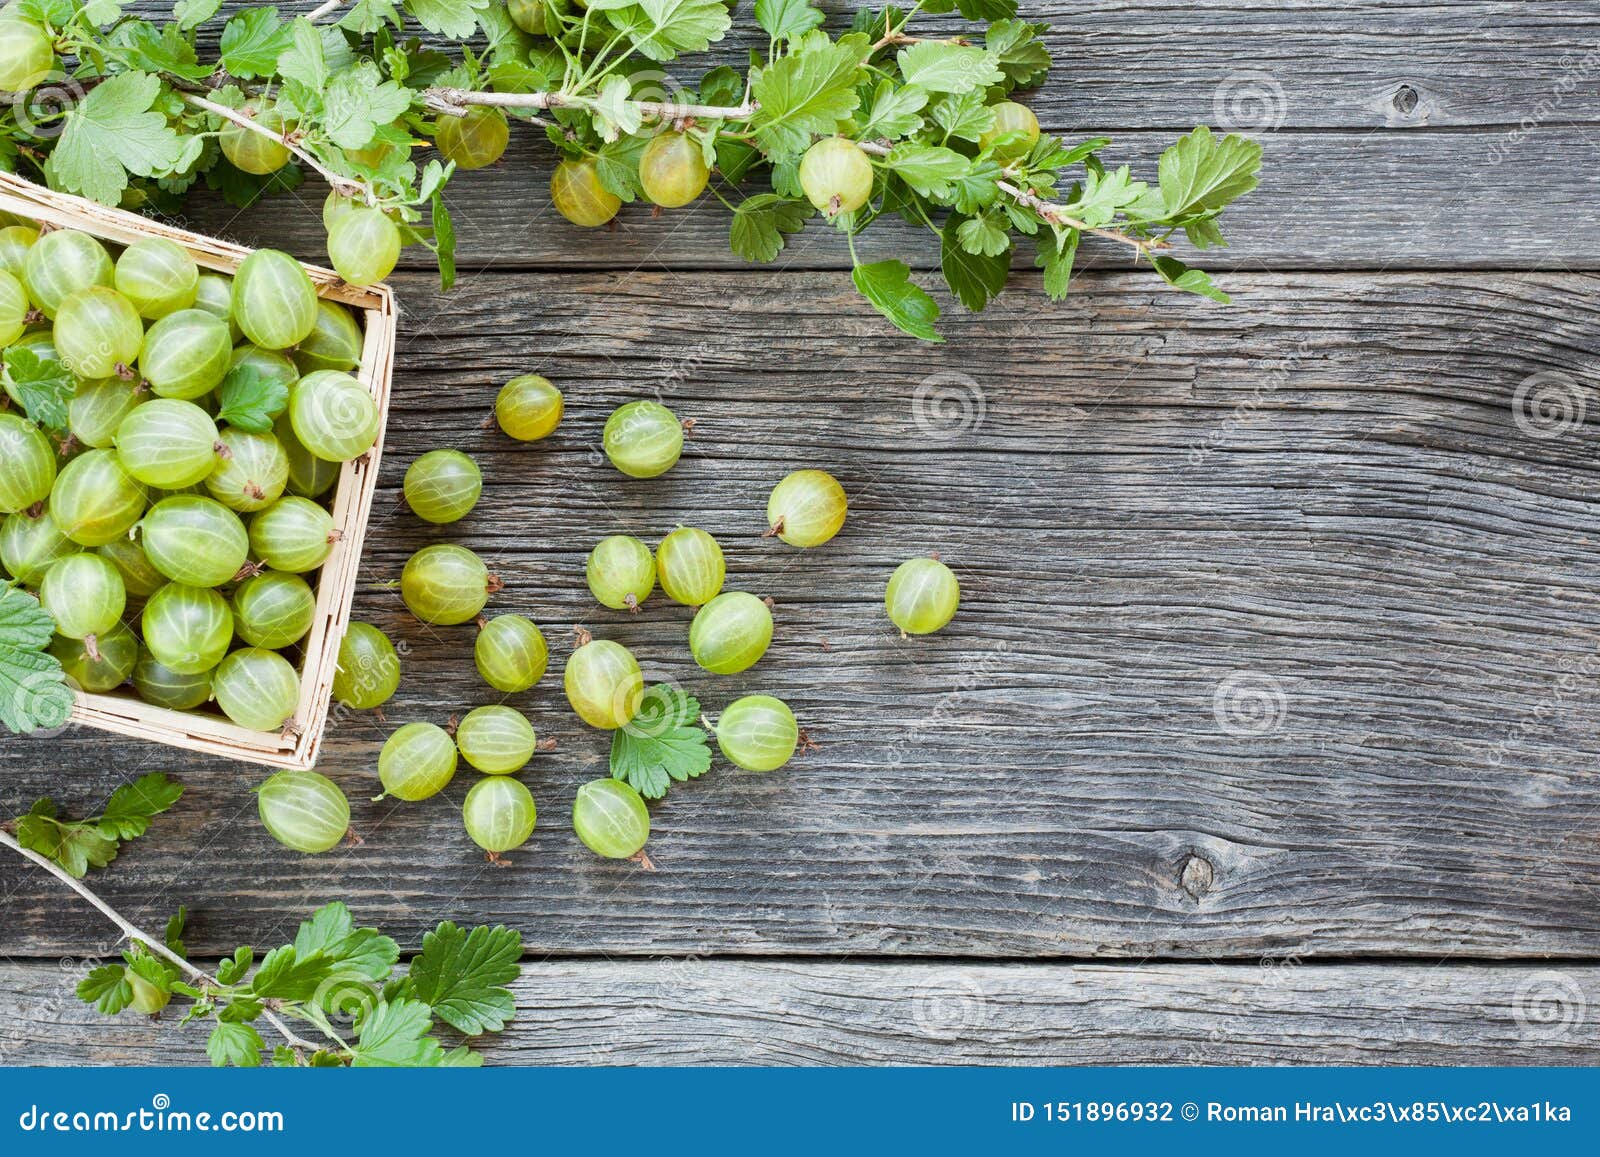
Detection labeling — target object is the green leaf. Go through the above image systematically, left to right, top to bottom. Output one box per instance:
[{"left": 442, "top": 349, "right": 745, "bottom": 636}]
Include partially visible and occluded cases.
[
  {"left": 82, "top": 0, "right": 121, "bottom": 24},
  {"left": 172, "top": 0, "right": 223, "bottom": 31},
  {"left": 338, "top": 0, "right": 402, "bottom": 35},
  {"left": 407, "top": 0, "right": 490, "bottom": 38},
  {"left": 588, "top": 0, "right": 733, "bottom": 64},
  {"left": 755, "top": 0, "right": 823, "bottom": 41},
  {"left": 956, "top": 0, "right": 1017, "bottom": 19},
  {"left": 220, "top": 8, "right": 294, "bottom": 79},
  {"left": 275, "top": 17, "right": 327, "bottom": 91},
  {"left": 986, "top": 19, "right": 1050, "bottom": 89},
  {"left": 106, "top": 21, "right": 213, "bottom": 81},
  {"left": 750, "top": 34, "right": 869, "bottom": 159},
  {"left": 896, "top": 42, "right": 1004, "bottom": 95},
  {"left": 323, "top": 61, "right": 412, "bottom": 150},
  {"left": 698, "top": 65, "right": 744, "bottom": 108},
  {"left": 46, "top": 71, "right": 190, "bottom": 206},
  {"left": 589, "top": 74, "right": 643, "bottom": 144},
  {"left": 859, "top": 80, "right": 927, "bottom": 139},
  {"left": 928, "top": 90, "right": 995, "bottom": 143},
  {"left": 1156, "top": 126, "right": 1263, "bottom": 220},
  {"left": 593, "top": 133, "right": 647, "bottom": 202},
  {"left": 885, "top": 141, "right": 969, "bottom": 199},
  {"left": 947, "top": 156, "right": 1001, "bottom": 214},
  {"left": 1065, "top": 164, "right": 1148, "bottom": 228},
  {"left": 431, "top": 193, "right": 456, "bottom": 293},
  {"left": 729, "top": 193, "right": 809, "bottom": 263},
  {"left": 955, "top": 211, "right": 1010, "bottom": 257},
  {"left": 941, "top": 214, "right": 1010, "bottom": 311},
  {"left": 1152, "top": 255, "right": 1231, "bottom": 303},
  {"left": 852, "top": 259, "right": 943, "bottom": 343},
  {"left": 2, "top": 347, "right": 73, "bottom": 432},
  {"left": 216, "top": 364, "right": 289, "bottom": 433},
  {"left": 0, "top": 586, "right": 72, "bottom": 738},
  {"left": 609, "top": 684, "right": 711, "bottom": 799},
  {"left": 98, "top": 772, "right": 184, "bottom": 840},
  {"left": 16, "top": 811, "right": 117, "bottom": 877},
  {"left": 294, "top": 902, "right": 399, "bottom": 982},
  {"left": 166, "top": 907, "right": 188, "bottom": 958},
  {"left": 407, "top": 923, "right": 522, "bottom": 1035},
  {"left": 250, "top": 945, "right": 335, "bottom": 1001},
  {"left": 216, "top": 946, "right": 254, "bottom": 986},
  {"left": 124, "top": 947, "right": 177, "bottom": 993},
  {"left": 77, "top": 965, "right": 132, "bottom": 1015},
  {"left": 351, "top": 998, "right": 440, "bottom": 1066},
  {"left": 206, "top": 1021, "right": 265, "bottom": 1068}
]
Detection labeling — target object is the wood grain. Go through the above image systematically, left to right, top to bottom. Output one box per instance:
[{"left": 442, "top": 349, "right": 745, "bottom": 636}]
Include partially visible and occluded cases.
[
  {"left": 2, "top": 269, "right": 1596, "bottom": 961},
  {"left": 2, "top": 960, "right": 1594, "bottom": 1065}
]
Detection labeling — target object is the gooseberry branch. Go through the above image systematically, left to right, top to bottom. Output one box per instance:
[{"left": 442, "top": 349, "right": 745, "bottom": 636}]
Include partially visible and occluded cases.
[
  {"left": 423, "top": 87, "right": 760, "bottom": 123},
  {"left": 179, "top": 93, "right": 376, "bottom": 206},
  {"left": 0, "top": 827, "right": 324, "bottom": 1055}
]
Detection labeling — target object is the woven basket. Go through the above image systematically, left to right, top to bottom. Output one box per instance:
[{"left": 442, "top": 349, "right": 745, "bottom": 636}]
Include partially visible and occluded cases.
[{"left": 0, "top": 172, "right": 397, "bottom": 770}]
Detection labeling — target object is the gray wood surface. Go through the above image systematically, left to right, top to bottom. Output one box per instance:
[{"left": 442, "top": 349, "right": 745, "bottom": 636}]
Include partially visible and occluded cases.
[
  {"left": 4, "top": 1, "right": 1599, "bottom": 1065},
  {"left": 3, "top": 961, "right": 1595, "bottom": 1065}
]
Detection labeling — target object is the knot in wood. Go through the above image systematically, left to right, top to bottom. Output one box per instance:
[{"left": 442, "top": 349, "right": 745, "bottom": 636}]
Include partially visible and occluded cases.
[
  {"left": 1392, "top": 84, "right": 1420, "bottom": 116},
  {"left": 1179, "top": 853, "right": 1215, "bottom": 901}
]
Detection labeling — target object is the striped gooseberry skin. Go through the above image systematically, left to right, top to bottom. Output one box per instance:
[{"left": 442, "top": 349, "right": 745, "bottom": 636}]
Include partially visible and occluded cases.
[
  {"left": 219, "top": 105, "right": 292, "bottom": 174},
  {"left": 435, "top": 106, "right": 509, "bottom": 170},
  {"left": 638, "top": 131, "right": 710, "bottom": 208},
  {"left": 550, "top": 158, "right": 621, "bottom": 228},
  {"left": 326, "top": 206, "right": 401, "bottom": 286},
  {"left": 0, "top": 224, "right": 36, "bottom": 279},
  {"left": 23, "top": 228, "right": 113, "bottom": 317},
  {"left": 115, "top": 237, "right": 199, "bottom": 320},
  {"left": 233, "top": 249, "right": 317, "bottom": 350},
  {"left": 0, "top": 267, "right": 27, "bottom": 345},
  {"left": 192, "top": 273, "right": 241, "bottom": 341},
  {"left": 54, "top": 286, "right": 143, "bottom": 379},
  {"left": 293, "top": 299, "right": 364, "bottom": 374},
  {"left": 138, "top": 308, "right": 233, "bottom": 399},
  {"left": 231, "top": 343, "right": 299, "bottom": 388},
  {"left": 290, "top": 370, "right": 379, "bottom": 463},
  {"left": 494, "top": 375, "right": 562, "bottom": 441},
  {"left": 69, "top": 379, "right": 145, "bottom": 449},
  {"left": 115, "top": 399, "right": 220, "bottom": 489},
  {"left": 602, "top": 400, "right": 683, "bottom": 479},
  {"left": 0, "top": 411, "right": 56, "bottom": 513},
  {"left": 275, "top": 415, "right": 341, "bottom": 500},
  {"left": 206, "top": 428, "right": 289, "bottom": 512},
  {"left": 49, "top": 449, "right": 146, "bottom": 546},
  {"left": 403, "top": 449, "right": 482, "bottom": 524},
  {"left": 766, "top": 469, "right": 847, "bottom": 548},
  {"left": 140, "top": 496, "right": 248, "bottom": 587},
  {"left": 249, "top": 496, "right": 336, "bottom": 574},
  {"left": 0, "top": 507, "right": 75, "bottom": 585},
  {"left": 655, "top": 527, "right": 725, "bottom": 606},
  {"left": 586, "top": 534, "right": 655, "bottom": 611},
  {"left": 96, "top": 537, "right": 166, "bottom": 598},
  {"left": 400, "top": 543, "right": 489, "bottom": 625},
  {"left": 39, "top": 552, "right": 126, "bottom": 641},
  {"left": 884, "top": 557, "right": 961, "bottom": 636},
  {"left": 232, "top": 570, "right": 316, "bottom": 650},
  {"left": 141, "top": 583, "right": 233, "bottom": 675},
  {"left": 689, "top": 591, "right": 773, "bottom": 676},
  {"left": 474, "top": 614, "right": 547, "bottom": 693},
  {"left": 51, "top": 621, "right": 137, "bottom": 692},
  {"left": 332, "top": 621, "right": 400, "bottom": 709},
  {"left": 563, "top": 638, "right": 643, "bottom": 730},
  {"left": 213, "top": 647, "right": 301, "bottom": 731},
  {"left": 132, "top": 648, "right": 213, "bottom": 711},
  {"left": 715, "top": 695, "right": 799, "bottom": 772},
  {"left": 455, "top": 705, "right": 537, "bottom": 774},
  {"left": 378, "top": 722, "right": 458, "bottom": 801},
  {"left": 257, "top": 769, "right": 350, "bottom": 854},
  {"left": 462, "top": 776, "right": 536, "bottom": 854},
  {"left": 571, "top": 778, "right": 649, "bottom": 859}
]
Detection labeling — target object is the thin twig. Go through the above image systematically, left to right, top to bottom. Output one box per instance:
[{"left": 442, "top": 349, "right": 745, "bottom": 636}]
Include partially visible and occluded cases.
[
  {"left": 306, "top": 0, "right": 344, "bottom": 19},
  {"left": 423, "top": 86, "right": 758, "bottom": 122},
  {"left": 181, "top": 93, "right": 374, "bottom": 204},
  {"left": 0, "top": 828, "right": 326, "bottom": 1055}
]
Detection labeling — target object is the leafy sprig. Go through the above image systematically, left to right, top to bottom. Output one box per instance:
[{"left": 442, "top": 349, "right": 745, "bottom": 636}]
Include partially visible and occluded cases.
[
  {"left": 0, "top": 0, "right": 1260, "bottom": 340},
  {"left": 0, "top": 583, "right": 75, "bottom": 737},
  {"left": 610, "top": 682, "right": 711, "bottom": 798},
  {"left": 9, "top": 771, "right": 184, "bottom": 877}
]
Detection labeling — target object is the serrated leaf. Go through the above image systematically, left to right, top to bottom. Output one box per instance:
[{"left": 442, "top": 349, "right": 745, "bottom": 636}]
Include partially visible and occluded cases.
[
  {"left": 172, "top": 0, "right": 222, "bottom": 31},
  {"left": 338, "top": 0, "right": 402, "bottom": 35},
  {"left": 407, "top": 0, "right": 489, "bottom": 37},
  {"left": 587, "top": 0, "right": 733, "bottom": 64},
  {"left": 755, "top": 0, "right": 823, "bottom": 41},
  {"left": 956, "top": 0, "right": 1016, "bottom": 18},
  {"left": 219, "top": 8, "right": 294, "bottom": 79},
  {"left": 275, "top": 17, "right": 327, "bottom": 91},
  {"left": 986, "top": 18, "right": 1050, "bottom": 89},
  {"left": 106, "top": 21, "right": 212, "bottom": 81},
  {"left": 751, "top": 35, "right": 868, "bottom": 159},
  {"left": 896, "top": 42, "right": 1003, "bottom": 95},
  {"left": 323, "top": 62, "right": 411, "bottom": 150},
  {"left": 698, "top": 65, "right": 744, "bottom": 108},
  {"left": 46, "top": 71, "right": 190, "bottom": 206},
  {"left": 589, "top": 74, "right": 642, "bottom": 144},
  {"left": 859, "top": 80, "right": 927, "bottom": 139},
  {"left": 928, "top": 90, "right": 994, "bottom": 143},
  {"left": 1157, "top": 126, "right": 1263, "bottom": 220},
  {"left": 593, "top": 133, "right": 647, "bottom": 202},
  {"left": 885, "top": 141, "right": 968, "bottom": 199},
  {"left": 947, "top": 156, "right": 1001, "bottom": 214},
  {"left": 1066, "top": 164, "right": 1148, "bottom": 228},
  {"left": 431, "top": 193, "right": 455, "bottom": 292},
  {"left": 729, "top": 193, "right": 809, "bottom": 263},
  {"left": 955, "top": 211, "right": 1010, "bottom": 257},
  {"left": 941, "top": 214, "right": 1010, "bottom": 311},
  {"left": 1152, "top": 255, "right": 1231, "bottom": 303},
  {"left": 852, "top": 259, "right": 942, "bottom": 342},
  {"left": 2, "top": 348, "right": 73, "bottom": 432},
  {"left": 216, "top": 364, "right": 289, "bottom": 433},
  {"left": 0, "top": 586, "right": 72, "bottom": 737},
  {"left": 609, "top": 684, "right": 711, "bottom": 798},
  {"left": 98, "top": 772, "right": 183, "bottom": 840},
  {"left": 15, "top": 812, "right": 117, "bottom": 877},
  {"left": 294, "top": 902, "right": 400, "bottom": 982},
  {"left": 166, "top": 907, "right": 188, "bottom": 957},
  {"left": 407, "top": 922, "right": 522, "bottom": 1035},
  {"left": 216, "top": 946, "right": 254, "bottom": 986},
  {"left": 250, "top": 946, "right": 335, "bottom": 1001},
  {"left": 124, "top": 948, "right": 177, "bottom": 992},
  {"left": 77, "top": 965, "right": 132, "bottom": 1015},
  {"left": 351, "top": 998, "right": 441, "bottom": 1066},
  {"left": 207, "top": 1021, "right": 265, "bottom": 1067}
]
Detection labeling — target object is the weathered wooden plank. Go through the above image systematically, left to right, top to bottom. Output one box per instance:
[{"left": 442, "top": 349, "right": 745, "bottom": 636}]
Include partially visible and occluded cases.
[
  {"left": 176, "top": 126, "right": 1600, "bottom": 273},
  {"left": 2, "top": 269, "right": 1597, "bottom": 960},
  {"left": 2, "top": 960, "right": 1595, "bottom": 1066}
]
